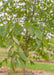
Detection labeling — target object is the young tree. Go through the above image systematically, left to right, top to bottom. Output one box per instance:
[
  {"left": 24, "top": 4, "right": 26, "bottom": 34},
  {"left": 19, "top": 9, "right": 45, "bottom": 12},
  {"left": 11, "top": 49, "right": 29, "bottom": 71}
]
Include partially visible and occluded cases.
[{"left": 0, "top": 0, "right": 54, "bottom": 75}]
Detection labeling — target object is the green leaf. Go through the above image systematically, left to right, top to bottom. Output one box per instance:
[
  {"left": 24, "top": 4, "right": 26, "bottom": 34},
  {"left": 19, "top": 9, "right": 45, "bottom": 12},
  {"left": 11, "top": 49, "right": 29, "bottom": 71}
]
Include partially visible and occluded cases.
[
  {"left": 8, "top": 0, "right": 12, "bottom": 3},
  {"left": 3, "top": 2, "right": 8, "bottom": 9},
  {"left": 39, "top": 10, "right": 45, "bottom": 18},
  {"left": 24, "top": 22, "right": 31, "bottom": 29},
  {"left": 0, "top": 26, "right": 7, "bottom": 37},
  {"left": 28, "top": 26, "right": 34, "bottom": 36},
  {"left": 35, "top": 30, "right": 42, "bottom": 40},
  {"left": 13, "top": 36, "right": 19, "bottom": 45},
  {"left": 42, "top": 36, "right": 48, "bottom": 48},
  {"left": 36, "top": 43, "right": 41, "bottom": 50},
  {"left": 8, "top": 47, "right": 12, "bottom": 58},
  {"left": 18, "top": 50, "right": 27, "bottom": 62},
  {"left": 33, "top": 56, "right": 40, "bottom": 60},
  {"left": 3, "top": 58, "right": 7, "bottom": 64},
  {"left": 19, "top": 58, "right": 25, "bottom": 68},
  {"left": 15, "top": 59, "right": 19, "bottom": 68},
  {"left": 30, "top": 61, "right": 34, "bottom": 65},
  {"left": 0, "top": 62, "right": 2, "bottom": 67}
]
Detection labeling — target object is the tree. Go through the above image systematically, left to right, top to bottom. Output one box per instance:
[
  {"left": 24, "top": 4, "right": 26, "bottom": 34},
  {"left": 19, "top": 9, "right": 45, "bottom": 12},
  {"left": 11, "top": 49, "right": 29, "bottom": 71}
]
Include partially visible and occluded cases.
[{"left": 0, "top": 0, "right": 54, "bottom": 75}]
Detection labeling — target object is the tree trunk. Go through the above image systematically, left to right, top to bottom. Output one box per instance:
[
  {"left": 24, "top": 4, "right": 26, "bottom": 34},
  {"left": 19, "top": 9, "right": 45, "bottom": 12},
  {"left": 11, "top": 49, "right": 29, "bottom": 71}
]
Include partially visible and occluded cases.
[
  {"left": 22, "top": 30, "right": 29, "bottom": 75},
  {"left": 22, "top": 68, "right": 26, "bottom": 75}
]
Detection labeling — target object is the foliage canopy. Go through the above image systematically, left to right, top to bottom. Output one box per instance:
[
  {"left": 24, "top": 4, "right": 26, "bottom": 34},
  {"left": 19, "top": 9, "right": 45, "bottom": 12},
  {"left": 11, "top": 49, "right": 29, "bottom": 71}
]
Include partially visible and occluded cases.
[{"left": 0, "top": 0, "right": 54, "bottom": 71}]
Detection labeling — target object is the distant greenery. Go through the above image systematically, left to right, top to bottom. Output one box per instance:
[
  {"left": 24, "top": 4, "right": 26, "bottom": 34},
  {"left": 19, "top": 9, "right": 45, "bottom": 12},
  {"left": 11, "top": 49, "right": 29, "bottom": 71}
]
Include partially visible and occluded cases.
[{"left": 0, "top": 53, "right": 54, "bottom": 61}]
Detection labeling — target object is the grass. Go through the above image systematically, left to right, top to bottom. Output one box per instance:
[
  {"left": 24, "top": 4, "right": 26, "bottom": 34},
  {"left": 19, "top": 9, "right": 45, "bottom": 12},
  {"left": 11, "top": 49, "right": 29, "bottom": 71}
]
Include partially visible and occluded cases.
[
  {"left": 0, "top": 48, "right": 54, "bottom": 72},
  {"left": 0, "top": 48, "right": 8, "bottom": 53},
  {"left": 0, "top": 54, "right": 8, "bottom": 57},
  {"left": 1, "top": 60, "right": 54, "bottom": 72},
  {"left": 26, "top": 62, "right": 54, "bottom": 72},
  {"left": 0, "top": 73, "right": 21, "bottom": 75}
]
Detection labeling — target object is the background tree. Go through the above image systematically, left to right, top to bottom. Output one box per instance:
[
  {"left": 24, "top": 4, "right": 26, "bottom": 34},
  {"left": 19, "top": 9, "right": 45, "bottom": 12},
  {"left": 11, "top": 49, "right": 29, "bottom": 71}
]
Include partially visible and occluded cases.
[{"left": 0, "top": 0, "right": 54, "bottom": 75}]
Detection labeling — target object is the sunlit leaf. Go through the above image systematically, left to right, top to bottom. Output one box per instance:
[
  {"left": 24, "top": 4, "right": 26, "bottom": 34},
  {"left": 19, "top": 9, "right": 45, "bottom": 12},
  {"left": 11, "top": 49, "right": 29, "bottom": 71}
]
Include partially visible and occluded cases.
[
  {"left": 35, "top": 30, "right": 42, "bottom": 40},
  {"left": 18, "top": 50, "right": 27, "bottom": 62}
]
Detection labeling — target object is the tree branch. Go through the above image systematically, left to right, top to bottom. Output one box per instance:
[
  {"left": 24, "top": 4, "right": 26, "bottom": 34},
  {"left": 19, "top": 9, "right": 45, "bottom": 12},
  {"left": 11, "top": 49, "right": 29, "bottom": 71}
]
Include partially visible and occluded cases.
[
  {"left": 24, "top": 0, "right": 27, "bottom": 14},
  {"left": 30, "top": 0, "right": 36, "bottom": 22},
  {"left": 34, "top": 0, "right": 36, "bottom": 4},
  {"left": 20, "top": 44, "right": 25, "bottom": 47}
]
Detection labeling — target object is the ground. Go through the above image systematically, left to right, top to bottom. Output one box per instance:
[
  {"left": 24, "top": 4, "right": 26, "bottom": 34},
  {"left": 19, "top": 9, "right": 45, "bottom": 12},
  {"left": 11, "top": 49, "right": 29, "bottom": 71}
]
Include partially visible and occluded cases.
[
  {"left": 0, "top": 48, "right": 54, "bottom": 75},
  {"left": 0, "top": 67, "right": 54, "bottom": 75}
]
